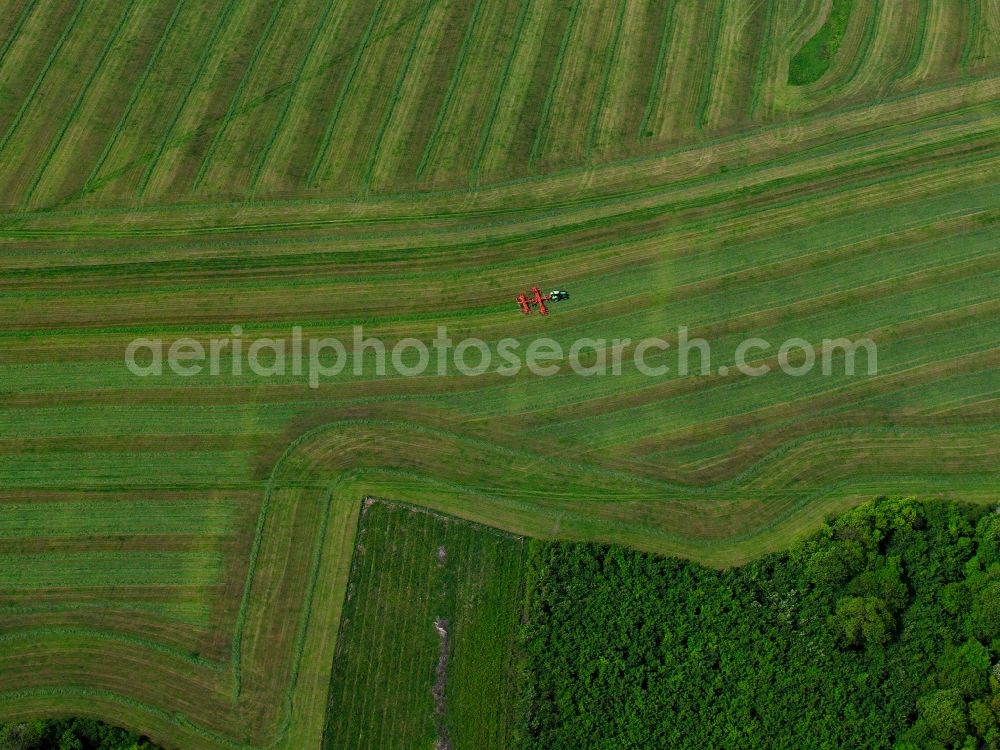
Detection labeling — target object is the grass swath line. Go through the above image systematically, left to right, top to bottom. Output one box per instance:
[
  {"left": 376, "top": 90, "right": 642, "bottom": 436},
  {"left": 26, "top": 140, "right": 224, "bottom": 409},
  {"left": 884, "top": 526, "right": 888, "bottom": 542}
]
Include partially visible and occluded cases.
[
  {"left": 0, "top": 0, "right": 86, "bottom": 156},
  {"left": 0, "top": 0, "right": 39, "bottom": 72},
  {"left": 21, "top": 0, "right": 139, "bottom": 207},
  {"left": 84, "top": 0, "right": 187, "bottom": 193},
  {"left": 135, "top": 0, "right": 240, "bottom": 200},
  {"left": 191, "top": 0, "right": 287, "bottom": 191},
  {"left": 247, "top": 0, "right": 338, "bottom": 194},
  {"left": 306, "top": 0, "right": 388, "bottom": 188},
  {"left": 360, "top": 0, "right": 436, "bottom": 190},
  {"left": 415, "top": 0, "right": 485, "bottom": 179},
  {"left": 469, "top": 0, "right": 532, "bottom": 184},
  {"left": 526, "top": 0, "right": 581, "bottom": 171},
  {"left": 585, "top": 0, "right": 627, "bottom": 159},
  {"left": 637, "top": 0, "right": 678, "bottom": 139},
  {"left": 694, "top": 0, "right": 727, "bottom": 133},
  {"left": 748, "top": 0, "right": 775, "bottom": 119},
  {"left": 893, "top": 0, "right": 930, "bottom": 82},
  {"left": 960, "top": 0, "right": 979, "bottom": 76},
  {"left": 827, "top": 2, "right": 885, "bottom": 97},
  {"left": 229, "top": 425, "right": 337, "bottom": 699},
  {"left": 277, "top": 490, "right": 338, "bottom": 738},
  {"left": 325, "top": 498, "right": 385, "bottom": 749}
]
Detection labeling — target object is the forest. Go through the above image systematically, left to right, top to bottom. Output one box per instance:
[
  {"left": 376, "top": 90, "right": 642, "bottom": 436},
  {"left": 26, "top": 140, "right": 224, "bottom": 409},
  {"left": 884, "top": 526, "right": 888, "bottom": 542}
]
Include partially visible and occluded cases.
[
  {"left": 520, "top": 497, "right": 1000, "bottom": 749},
  {"left": 0, "top": 718, "right": 162, "bottom": 750}
]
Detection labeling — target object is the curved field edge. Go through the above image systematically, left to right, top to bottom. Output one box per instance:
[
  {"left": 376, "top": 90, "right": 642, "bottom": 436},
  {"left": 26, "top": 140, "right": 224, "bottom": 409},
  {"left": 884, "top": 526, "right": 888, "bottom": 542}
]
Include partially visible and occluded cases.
[{"left": 0, "top": 417, "right": 998, "bottom": 749}]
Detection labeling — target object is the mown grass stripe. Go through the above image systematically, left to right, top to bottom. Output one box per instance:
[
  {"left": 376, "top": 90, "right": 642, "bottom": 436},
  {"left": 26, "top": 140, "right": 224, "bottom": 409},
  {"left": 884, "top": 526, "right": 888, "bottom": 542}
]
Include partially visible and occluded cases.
[
  {"left": 0, "top": 0, "right": 86, "bottom": 156},
  {"left": 0, "top": 0, "right": 39, "bottom": 72},
  {"left": 21, "top": 0, "right": 139, "bottom": 207},
  {"left": 84, "top": 0, "right": 187, "bottom": 192},
  {"left": 135, "top": 0, "right": 240, "bottom": 199},
  {"left": 191, "top": 0, "right": 288, "bottom": 191},
  {"left": 247, "top": 0, "right": 339, "bottom": 193},
  {"left": 306, "top": 0, "right": 388, "bottom": 187},
  {"left": 360, "top": 0, "right": 436, "bottom": 189},
  {"left": 414, "top": 0, "right": 485, "bottom": 179},
  {"left": 469, "top": 0, "right": 532, "bottom": 184},
  {"left": 527, "top": 0, "right": 581, "bottom": 170},
  {"left": 585, "top": 0, "right": 627, "bottom": 159},
  {"left": 638, "top": 0, "right": 678, "bottom": 138},
  {"left": 695, "top": 0, "right": 727, "bottom": 133},
  {"left": 748, "top": 0, "right": 775, "bottom": 119},
  {"left": 894, "top": 0, "right": 930, "bottom": 82},
  {"left": 960, "top": 0, "right": 979, "bottom": 76},
  {"left": 827, "top": 1, "right": 884, "bottom": 96},
  {"left": 229, "top": 429, "right": 318, "bottom": 698},
  {"left": 324, "top": 497, "right": 385, "bottom": 749},
  {"left": 0, "top": 551, "right": 223, "bottom": 588},
  {"left": 0, "top": 627, "right": 224, "bottom": 668}
]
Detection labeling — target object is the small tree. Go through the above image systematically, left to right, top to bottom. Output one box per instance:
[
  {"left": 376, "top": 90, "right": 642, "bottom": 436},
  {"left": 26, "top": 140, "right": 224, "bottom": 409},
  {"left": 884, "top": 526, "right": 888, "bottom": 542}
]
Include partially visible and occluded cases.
[
  {"left": 829, "top": 595, "right": 894, "bottom": 648},
  {"left": 917, "top": 689, "right": 968, "bottom": 747}
]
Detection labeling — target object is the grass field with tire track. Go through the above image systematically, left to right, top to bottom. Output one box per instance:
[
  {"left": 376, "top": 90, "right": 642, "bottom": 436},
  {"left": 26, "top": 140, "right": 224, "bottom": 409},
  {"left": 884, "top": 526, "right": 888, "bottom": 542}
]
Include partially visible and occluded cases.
[
  {"left": 0, "top": 1, "right": 999, "bottom": 748},
  {"left": 323, "top": 500, "right": 526, "bottom": 750}
]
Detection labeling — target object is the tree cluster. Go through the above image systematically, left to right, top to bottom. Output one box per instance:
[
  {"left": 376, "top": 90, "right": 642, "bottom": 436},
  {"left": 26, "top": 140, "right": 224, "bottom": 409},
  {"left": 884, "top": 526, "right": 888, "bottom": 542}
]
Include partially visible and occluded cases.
[
  {"left": 519, "top": 497, "right": 1000, "bottom": 749},
  {"left": 0, "top": 718, "right": 162, "bottom": 750}
]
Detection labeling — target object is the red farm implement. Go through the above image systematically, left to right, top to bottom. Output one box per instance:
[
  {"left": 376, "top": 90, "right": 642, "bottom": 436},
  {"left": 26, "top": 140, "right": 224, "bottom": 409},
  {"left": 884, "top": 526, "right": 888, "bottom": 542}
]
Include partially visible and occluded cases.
[{"left": 516, "top": 287, "right": 569, "bottom": 315}]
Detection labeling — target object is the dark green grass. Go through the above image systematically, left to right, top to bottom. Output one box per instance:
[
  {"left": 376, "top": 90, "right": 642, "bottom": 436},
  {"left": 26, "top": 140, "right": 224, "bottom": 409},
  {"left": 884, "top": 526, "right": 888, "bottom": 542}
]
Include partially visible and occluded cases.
[
  {"left": 789, "top": 0, "right": 854, "bottom": 85},
  {"left": 322, "top": 500, "right": 527, "bottom": 750}
]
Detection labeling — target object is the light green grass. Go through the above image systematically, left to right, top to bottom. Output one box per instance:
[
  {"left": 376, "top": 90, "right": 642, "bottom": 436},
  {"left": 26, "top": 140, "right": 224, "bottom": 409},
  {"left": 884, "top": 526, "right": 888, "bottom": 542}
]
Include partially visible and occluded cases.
[{"left": 0, "top": 551, "right": 223, "bottom": 589}]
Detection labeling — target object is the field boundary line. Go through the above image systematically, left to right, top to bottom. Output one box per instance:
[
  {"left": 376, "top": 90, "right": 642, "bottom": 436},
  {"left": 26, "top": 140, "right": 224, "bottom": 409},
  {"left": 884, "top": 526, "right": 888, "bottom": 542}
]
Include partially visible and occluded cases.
[
  {"left": 0, "top": 0, "right": 86, "bottom": 156},
  {"left": 22, "top": 0, "right": 139, "bottom": 207},
  {"left": 191, "top": 0, "right": 288, "bottom": 191}
]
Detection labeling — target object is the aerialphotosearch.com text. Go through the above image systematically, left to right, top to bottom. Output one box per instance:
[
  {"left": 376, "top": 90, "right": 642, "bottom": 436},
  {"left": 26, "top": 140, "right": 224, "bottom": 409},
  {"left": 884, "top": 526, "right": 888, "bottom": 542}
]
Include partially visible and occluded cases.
[{"left": 125, "top": 325, "right": 878, "bottom": 388}]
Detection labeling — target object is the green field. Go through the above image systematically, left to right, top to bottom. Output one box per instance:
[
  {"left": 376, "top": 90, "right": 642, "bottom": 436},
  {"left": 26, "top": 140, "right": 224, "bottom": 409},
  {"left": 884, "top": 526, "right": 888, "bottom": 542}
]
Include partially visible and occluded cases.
[
  {"left": 0, "top": 0, "right": 999, "bottom": 747},
  {"left": 324, "top": 500, "right": 525, "bottom": 750}
]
